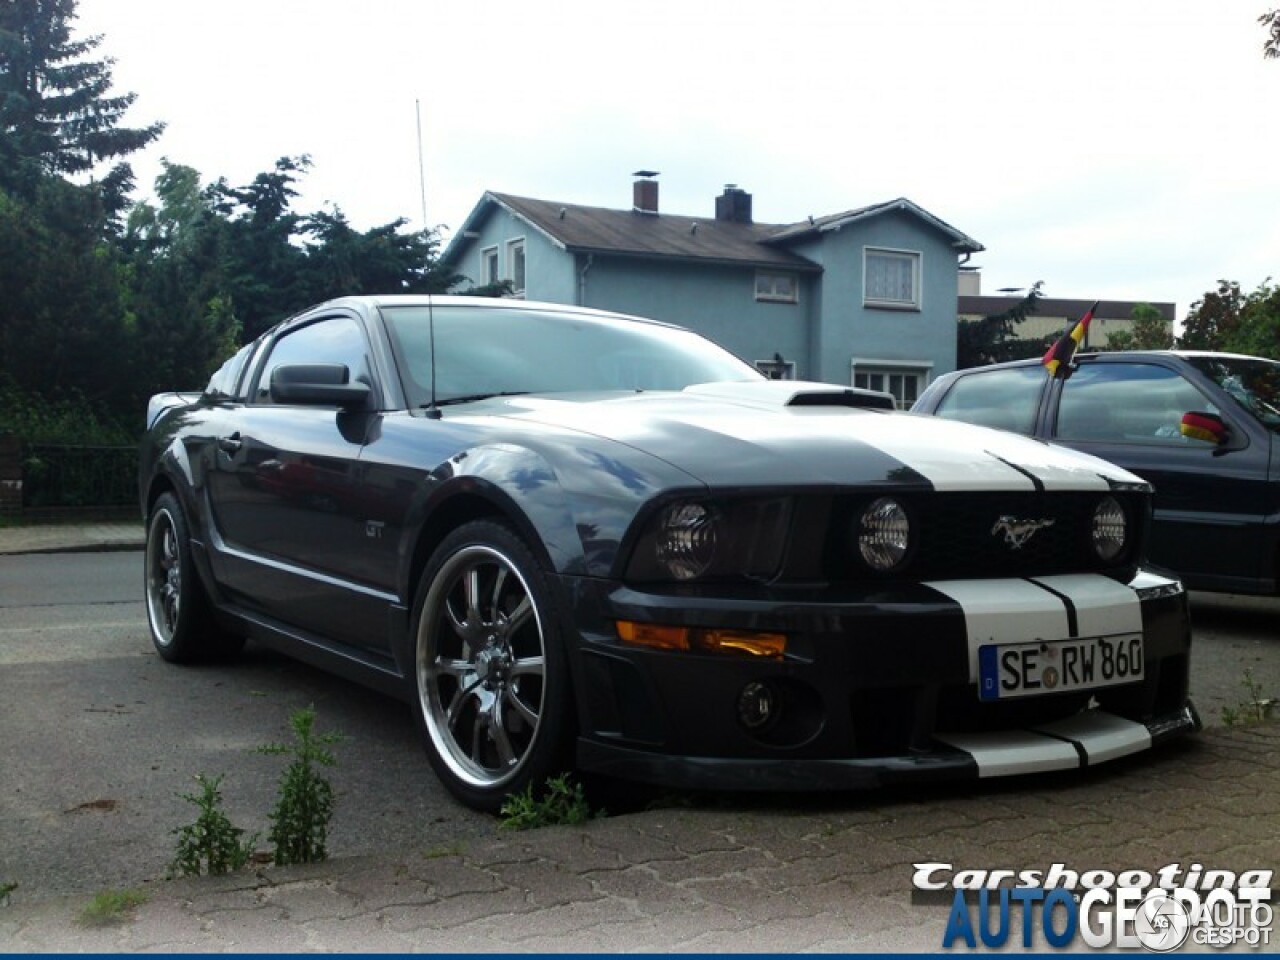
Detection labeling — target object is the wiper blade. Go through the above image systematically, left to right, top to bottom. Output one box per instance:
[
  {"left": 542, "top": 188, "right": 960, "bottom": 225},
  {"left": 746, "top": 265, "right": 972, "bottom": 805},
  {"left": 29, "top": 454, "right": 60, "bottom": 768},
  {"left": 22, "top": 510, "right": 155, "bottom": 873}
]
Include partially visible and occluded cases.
[{"left": 428, "top": 391, "right": 530, "bottom": 408}]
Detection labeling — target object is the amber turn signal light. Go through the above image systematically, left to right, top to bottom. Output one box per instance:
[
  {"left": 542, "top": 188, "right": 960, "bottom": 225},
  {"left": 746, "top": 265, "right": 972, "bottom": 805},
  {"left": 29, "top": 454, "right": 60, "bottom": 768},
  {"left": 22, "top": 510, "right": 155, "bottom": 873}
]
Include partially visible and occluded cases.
[{"left": 616, "top": 621, "right": 786, "bottom": 659}]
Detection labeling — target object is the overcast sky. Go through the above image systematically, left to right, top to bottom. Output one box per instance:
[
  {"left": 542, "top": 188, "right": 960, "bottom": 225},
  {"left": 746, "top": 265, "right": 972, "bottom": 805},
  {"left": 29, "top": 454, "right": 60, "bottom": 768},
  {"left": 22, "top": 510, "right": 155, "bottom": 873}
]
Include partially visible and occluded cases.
[{"left": 73, "top": 0, "right": 1277, "bottom": 320}]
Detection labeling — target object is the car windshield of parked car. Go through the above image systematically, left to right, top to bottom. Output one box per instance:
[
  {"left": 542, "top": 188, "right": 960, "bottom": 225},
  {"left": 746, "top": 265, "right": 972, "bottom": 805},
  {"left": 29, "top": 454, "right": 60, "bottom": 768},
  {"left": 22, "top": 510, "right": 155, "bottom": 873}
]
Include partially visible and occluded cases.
[
  {"left": 381, "top": 305, "right": 763, "bottom": 407},
  {"left": 1184, "top": 356, "right": 1280, "bottom": 432}
]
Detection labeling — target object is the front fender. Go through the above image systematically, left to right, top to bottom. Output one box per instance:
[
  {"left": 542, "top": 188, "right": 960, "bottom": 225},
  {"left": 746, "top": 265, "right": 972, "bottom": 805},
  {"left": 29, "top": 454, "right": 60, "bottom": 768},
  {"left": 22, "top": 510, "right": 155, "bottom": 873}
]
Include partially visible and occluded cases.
[{"left": 396, "top": 436, "right": 696, "bottom": 599}]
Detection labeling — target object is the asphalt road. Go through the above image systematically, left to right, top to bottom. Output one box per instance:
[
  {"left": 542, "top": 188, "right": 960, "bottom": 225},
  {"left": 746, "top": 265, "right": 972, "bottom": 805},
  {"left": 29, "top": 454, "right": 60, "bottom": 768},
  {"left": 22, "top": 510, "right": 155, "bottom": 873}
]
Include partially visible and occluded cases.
[
  {"left": 0, "top": 551, "right": 494, "bottom": 900},
  {"left": 1, "top": 552, "right": 1277, "bottom": 902}
]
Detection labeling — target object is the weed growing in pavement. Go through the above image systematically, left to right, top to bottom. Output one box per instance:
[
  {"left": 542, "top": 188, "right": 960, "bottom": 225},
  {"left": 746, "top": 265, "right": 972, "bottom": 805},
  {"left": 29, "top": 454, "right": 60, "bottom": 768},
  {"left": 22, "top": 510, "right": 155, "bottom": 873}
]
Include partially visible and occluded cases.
[
  {"left": 1221, "top": 667, "right": 1276, "bottom": 727},
  {"left": 258, "top": 705, "right": 342, "bottom": 865},
  {"left": 499, "top": 773, "right": 601, "bottom": 830},
  {"left": 171, "top": 774, "right": 258, "bottom": 877},
  {"left": 422, "top": 844, "right": 464, "bottom": 859},
  {"left": 0, "top": 881, "right": 16, "bottom": 905},
  {"left": 77, "top": 889, "right": 148, "bottom": 926}
]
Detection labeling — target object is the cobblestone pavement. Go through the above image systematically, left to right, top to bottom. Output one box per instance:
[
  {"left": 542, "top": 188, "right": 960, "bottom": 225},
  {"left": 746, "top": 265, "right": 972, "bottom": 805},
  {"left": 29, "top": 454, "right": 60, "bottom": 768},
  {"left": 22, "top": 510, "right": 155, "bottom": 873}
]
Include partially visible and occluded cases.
[
  {"left": 2, "top": 525, "right": 1276, "bottom": 952},
  {"left": 2, "top": 725, "right": 1277, "bottom": 952}
]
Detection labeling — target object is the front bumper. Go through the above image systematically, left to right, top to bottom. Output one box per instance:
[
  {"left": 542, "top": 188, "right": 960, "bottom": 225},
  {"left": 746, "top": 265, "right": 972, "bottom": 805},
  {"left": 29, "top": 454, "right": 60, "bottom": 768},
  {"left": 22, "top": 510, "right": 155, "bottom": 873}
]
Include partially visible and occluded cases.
[{"left": 560, "top": 567, "right": 1200, "bottom": 791}]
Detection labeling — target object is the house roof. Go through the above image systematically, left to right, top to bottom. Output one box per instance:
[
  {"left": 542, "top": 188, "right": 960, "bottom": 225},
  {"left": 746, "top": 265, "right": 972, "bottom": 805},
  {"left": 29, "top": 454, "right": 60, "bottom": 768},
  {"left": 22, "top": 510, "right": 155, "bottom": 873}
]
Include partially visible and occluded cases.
[
  {"left": 442, "top": 191, "right": 984, "bottom": 271},
  {"left": 464, "top": 192, "right": 820, "bottom": 271},
  {"left": 766, "top": 197, "right": 985, "bottom": 254},
  {"left": 958, "top": 296, "right": 1175, "bottom": 322}
]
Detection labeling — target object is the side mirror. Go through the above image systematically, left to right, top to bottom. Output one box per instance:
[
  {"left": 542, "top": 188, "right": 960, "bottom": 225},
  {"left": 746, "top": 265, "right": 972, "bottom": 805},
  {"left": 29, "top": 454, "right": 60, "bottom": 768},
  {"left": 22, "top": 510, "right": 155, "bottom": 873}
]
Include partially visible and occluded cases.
[
  {"left": 270, "top": 363, "right": 370, "bottom": 410},
  {"left": 1179, "top": 410, "right": 1229, "bottom": 447}
]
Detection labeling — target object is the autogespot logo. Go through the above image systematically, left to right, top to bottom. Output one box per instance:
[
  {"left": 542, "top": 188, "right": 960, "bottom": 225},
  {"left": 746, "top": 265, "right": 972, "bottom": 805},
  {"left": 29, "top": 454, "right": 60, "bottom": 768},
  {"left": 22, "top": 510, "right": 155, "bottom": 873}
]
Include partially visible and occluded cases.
[
  {"left": 912, "top": 862, "right": 1274, "bottom": 951},
  {"left": 1134, "top": 892, "right": 1191, "bottom": 953}
]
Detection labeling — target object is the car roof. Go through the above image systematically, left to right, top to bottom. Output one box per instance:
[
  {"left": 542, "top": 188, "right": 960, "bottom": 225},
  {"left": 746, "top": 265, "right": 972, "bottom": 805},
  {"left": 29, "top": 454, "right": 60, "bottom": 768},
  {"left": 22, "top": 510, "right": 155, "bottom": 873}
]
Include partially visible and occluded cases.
[
  {"left": 303, "top": 294, "right": 684, "bottom": 331},
  {"left": 954, "top": 349, "right": 1275, "bottom": 373}
]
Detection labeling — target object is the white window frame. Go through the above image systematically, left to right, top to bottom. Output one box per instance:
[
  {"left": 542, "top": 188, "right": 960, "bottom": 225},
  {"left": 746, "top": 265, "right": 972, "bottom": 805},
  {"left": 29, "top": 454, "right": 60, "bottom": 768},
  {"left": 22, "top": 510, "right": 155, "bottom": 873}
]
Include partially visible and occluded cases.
[
  {"left": 507, "top": 238, "right": 526, "bottom": 296},
  {"left": 481, "top": 245, "right": 499, "bottom": 287},
  {"left": 863, "top": 247, "right": 921, "bottom": 310},
  {"left": 754, "top": 271, "right": 798, "bottom": 304},
  {"left": 850, "top": 358, "right": 933, "bottom": 408},
  {"left": 755, "top": 359, "right": 796, "bottom": 380}
]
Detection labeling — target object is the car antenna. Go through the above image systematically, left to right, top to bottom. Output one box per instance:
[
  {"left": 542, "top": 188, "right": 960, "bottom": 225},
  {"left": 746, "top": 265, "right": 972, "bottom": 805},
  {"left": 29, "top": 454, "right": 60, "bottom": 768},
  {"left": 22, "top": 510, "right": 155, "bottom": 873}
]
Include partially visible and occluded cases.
[{"left": 425, "top": 297, "right": 442, "bottom": 419}]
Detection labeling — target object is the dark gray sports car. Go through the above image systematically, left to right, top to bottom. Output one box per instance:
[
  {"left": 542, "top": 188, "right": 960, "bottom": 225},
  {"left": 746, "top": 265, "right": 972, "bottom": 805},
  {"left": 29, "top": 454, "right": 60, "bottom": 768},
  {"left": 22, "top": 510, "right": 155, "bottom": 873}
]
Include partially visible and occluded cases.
[{"left": 140, "top": 296, "right": 1199, "bottom": 811}]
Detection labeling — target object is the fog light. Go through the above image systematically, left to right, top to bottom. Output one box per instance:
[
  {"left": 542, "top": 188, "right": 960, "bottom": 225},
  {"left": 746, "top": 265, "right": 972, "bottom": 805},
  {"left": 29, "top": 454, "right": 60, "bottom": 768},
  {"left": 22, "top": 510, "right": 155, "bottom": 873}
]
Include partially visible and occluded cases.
[
  {"left": 1091, "top": 495, "right": 1127, "bottom": 562},
  {"left": 738, "top": 681, "right": 777, "bottom": 730}
]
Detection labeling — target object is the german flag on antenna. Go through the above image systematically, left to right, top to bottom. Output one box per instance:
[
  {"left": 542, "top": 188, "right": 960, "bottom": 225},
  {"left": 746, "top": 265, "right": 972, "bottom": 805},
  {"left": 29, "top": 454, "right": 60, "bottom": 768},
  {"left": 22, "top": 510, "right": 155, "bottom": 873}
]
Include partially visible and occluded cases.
[{"left": 1042, "top": 301, "right": 1099, "bottom": 379}]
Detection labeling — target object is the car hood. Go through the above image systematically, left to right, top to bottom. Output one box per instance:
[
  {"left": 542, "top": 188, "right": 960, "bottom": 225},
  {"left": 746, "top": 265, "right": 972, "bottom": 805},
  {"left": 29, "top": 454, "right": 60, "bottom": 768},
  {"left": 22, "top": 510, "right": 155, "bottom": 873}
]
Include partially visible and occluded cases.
[{"left": 480, "top": 382, "right": 1144, "bottom": 493}]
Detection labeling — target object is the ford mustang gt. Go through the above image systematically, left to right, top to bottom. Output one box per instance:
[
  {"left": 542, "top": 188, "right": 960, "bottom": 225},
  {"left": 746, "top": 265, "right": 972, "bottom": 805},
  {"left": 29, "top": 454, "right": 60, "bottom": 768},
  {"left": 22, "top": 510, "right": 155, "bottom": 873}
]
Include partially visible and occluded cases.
[{"left": 140, "top": 296, "right": 1200, "bottom": 811}]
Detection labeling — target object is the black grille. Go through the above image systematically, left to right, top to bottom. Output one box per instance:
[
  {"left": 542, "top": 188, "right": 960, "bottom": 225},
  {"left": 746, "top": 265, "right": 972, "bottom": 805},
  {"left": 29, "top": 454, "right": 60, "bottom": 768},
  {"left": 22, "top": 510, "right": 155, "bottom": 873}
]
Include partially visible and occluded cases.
[{"left": 831, "top": 491, "right": 1143, "bottom": 582}]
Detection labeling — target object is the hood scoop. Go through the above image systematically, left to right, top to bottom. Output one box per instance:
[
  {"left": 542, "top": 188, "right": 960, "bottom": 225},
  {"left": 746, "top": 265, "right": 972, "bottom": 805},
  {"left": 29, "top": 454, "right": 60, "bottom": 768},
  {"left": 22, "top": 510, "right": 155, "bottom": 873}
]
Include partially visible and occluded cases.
[{"left": 684, "top": 380, "right": 896, "bottom": 410}]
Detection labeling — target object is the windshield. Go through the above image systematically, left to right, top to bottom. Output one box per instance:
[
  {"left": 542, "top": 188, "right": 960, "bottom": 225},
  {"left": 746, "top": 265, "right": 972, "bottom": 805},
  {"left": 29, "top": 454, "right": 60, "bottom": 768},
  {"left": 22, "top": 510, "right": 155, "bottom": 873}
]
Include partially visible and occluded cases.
[
  {"left": 381, "top": 304, "right": 762, "bottom": 407},
  {"left": 1185, "top": 355, "right": 1280, "bottom": 431}
]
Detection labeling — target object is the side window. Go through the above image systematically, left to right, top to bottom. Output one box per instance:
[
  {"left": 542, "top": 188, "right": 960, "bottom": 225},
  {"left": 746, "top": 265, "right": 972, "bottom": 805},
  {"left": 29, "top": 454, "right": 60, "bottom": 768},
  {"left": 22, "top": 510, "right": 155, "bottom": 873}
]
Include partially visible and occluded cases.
[
  {"left": 507, "top": 239, "right": 526, "bottom": 295},
  {"left": 481, "top": 246, "right": 499, "bottom": 286},
  {"left": 252, "top": 316, "right": 371, "bottom": 404},
  {"left": 1056, "top": 363, "right": 1218, "bottom": 444},
  {"left": 931, "top": 367, "right": 1044, "bottom": 434}
]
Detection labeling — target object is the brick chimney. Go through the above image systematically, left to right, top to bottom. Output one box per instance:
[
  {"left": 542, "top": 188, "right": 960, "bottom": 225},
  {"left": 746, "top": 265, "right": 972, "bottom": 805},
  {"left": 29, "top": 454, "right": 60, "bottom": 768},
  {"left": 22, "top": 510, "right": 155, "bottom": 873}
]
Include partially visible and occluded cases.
[
  {"left": 633, "top": 170, "right": 659, "bottom": 214},
  {"left": 715, "top": 184, "right": 752, "bottom": 223}
]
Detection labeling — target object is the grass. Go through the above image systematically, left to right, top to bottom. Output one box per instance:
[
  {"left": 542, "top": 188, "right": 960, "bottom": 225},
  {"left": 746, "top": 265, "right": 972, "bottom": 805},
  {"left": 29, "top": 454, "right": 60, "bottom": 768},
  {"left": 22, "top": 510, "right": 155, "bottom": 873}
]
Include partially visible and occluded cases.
[
  {"left": 1221, "top": 667, "right": 1276, "bottom": 727},
  {"left": 499, "top": 774, "right": 601, "bottom": 830},
  {"left": 77, "top": 889, "right": 148, "bottom": 926}
]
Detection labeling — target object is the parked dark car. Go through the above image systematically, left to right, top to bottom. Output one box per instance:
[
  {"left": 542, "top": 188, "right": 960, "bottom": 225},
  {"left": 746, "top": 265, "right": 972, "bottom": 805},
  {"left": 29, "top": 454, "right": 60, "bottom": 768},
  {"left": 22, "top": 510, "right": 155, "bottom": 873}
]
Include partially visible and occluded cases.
[
  {"left": 140, "top": 297, "right": 1198, "bottom": 811},
  {"left": 914, "top": 351, "right": 1280, "bottom": 597}
]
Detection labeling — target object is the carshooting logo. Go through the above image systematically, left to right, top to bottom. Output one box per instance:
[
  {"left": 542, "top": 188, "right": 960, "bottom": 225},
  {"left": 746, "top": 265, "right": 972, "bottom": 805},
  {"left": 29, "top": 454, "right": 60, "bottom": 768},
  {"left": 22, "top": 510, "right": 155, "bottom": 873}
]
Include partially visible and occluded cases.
[{"left": 912, "top": 861, "right": 1273, "bottom": 951}]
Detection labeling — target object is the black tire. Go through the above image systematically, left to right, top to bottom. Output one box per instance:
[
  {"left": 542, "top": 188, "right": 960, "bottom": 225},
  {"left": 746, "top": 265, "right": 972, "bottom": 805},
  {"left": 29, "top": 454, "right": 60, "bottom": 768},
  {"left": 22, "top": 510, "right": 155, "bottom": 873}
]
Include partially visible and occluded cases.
[
  {"left": 144, "top": 492, "right": 244, "bottom": 663},
  {"left": 410, "top": 520, "right": 574, "bottom": 812}
]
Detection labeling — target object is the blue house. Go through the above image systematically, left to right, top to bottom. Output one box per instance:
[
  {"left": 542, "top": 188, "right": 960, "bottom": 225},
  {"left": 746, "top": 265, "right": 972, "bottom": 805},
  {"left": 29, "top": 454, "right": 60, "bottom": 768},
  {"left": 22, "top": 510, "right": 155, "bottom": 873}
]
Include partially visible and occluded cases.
[{"left": 440, "top": 175, "right": 983, "bottom": 406}]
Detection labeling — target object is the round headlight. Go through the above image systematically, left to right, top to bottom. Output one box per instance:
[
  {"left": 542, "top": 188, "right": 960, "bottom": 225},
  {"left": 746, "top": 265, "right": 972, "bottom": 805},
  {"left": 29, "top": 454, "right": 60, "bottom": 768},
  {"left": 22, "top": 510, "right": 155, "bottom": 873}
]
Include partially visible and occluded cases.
[
  {"left": 1091, "top": 496, "right": 1127, "bottom": 562},
  {"left": 857, "top": 497, "right": 911, "bottom": 571},
  {"left": 654, "top": 502, "right": 719, "bottom": 580}
]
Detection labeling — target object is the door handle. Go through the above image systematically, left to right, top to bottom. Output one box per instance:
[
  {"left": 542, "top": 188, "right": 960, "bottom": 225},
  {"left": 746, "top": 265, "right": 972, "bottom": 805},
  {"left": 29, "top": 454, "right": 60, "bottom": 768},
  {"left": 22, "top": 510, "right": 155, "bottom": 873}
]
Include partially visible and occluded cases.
[{"left": 217, "top": 433, "right": 243, "bottom": 454}]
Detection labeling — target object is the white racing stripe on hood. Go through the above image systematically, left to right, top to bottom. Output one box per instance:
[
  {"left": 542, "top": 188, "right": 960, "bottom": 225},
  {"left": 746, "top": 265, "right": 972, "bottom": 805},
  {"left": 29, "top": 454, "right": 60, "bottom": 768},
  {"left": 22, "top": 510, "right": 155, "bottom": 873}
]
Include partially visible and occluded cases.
[
  {"left": 851, "top": 414, "right": 1122, "bottom": 492},
  {"left": 926, "top": 575, "right": 1144, "bottom": 681}
]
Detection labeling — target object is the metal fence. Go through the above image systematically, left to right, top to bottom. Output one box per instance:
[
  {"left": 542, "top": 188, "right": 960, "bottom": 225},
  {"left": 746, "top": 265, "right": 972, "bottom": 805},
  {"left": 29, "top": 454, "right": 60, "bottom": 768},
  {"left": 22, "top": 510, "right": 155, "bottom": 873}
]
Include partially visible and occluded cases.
[{"left": 22, "top": 444, "right": 137, "bottom": 508}]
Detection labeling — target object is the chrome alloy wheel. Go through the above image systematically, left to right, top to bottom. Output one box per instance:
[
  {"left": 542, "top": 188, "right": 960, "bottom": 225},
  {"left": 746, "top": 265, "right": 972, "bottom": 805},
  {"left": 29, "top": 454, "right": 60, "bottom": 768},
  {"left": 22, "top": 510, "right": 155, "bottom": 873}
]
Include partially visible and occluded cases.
[
  {"left": 145, "top": 505, "right": 182, "bottom": 648},
  {"left": 417, "top": 544, "right": 547, "bottom": 790}
]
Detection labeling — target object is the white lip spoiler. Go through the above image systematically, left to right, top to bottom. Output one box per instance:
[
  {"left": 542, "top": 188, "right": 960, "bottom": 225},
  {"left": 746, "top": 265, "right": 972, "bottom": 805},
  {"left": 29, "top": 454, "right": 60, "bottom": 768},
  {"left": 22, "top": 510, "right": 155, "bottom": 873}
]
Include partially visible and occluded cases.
[
  {"left": 684, "top": 380, "right": 896, "bottom": 410},
  {"left": 937, "top": 709, "right": 1153, "bottom": 777}
]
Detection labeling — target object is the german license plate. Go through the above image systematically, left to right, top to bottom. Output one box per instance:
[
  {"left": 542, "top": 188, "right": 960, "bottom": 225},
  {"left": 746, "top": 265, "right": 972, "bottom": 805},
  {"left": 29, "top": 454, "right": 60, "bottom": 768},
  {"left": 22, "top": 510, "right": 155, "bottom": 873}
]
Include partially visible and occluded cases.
[{"left": 978, "top": 633, "right": 1144, "bottom": 701}]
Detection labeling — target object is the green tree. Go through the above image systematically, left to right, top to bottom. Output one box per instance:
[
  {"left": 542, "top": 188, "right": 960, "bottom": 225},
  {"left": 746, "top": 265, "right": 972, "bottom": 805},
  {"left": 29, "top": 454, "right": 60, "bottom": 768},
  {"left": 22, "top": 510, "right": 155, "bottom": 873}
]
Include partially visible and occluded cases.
[
  {"left": 0, "top": 0, "right": 161, "bottom": 204},
  {"left": 1262, "top": 8, "right": 1280, "bottom": 59},
  {"left": 207, "top": 155, "right": 311, "bottom": 341},
  {"left": 120, "top": 161, "right": 241, "bottom": 398},
  {"left": 0, "top": 176, "right": 131, "bottom": 409},
  {"left": 301, "top": 209, "right": 460, "bottom": 300},
  {"left": 1178, "top": 279, "right": 1280, "bottom": 359},
  {"left": 1178, "top": 280, "right": 1247, "bottom": 350},
  {"left": 1222, "top": 280, "right": 1280, "bottom": 358},
  {"left": 956, "top": 282, "right": 1051, "bottom": 368},
  {"left": 1102, "top": 303, "right": 1174, "bottom": 351}
]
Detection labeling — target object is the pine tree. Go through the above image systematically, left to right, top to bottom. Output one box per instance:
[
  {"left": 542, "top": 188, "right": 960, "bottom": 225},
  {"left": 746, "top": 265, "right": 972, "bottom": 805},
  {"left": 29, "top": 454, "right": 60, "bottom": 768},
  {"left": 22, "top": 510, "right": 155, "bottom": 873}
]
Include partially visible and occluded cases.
[{"left": 0, "top": 0, "right": 162, "bottom": 197}]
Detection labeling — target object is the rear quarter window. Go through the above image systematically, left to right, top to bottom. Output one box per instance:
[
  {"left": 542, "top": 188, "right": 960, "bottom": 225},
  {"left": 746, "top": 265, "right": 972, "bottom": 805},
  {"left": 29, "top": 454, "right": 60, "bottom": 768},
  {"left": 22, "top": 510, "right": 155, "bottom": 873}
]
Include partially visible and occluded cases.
[
  {"left": 203, "top": 343, "right": 254, "bottom": 400},
  {"left": 931, "top": 367, "right": 1044, "bottom": 434}
]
